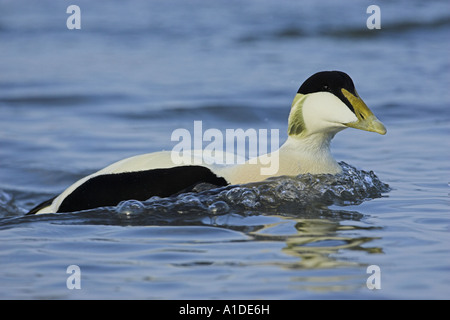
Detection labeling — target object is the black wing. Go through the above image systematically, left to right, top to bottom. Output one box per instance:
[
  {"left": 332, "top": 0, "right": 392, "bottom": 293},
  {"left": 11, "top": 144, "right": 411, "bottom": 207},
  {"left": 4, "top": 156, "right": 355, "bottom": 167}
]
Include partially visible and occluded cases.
[{"left": 27, "top": 165, "right": 229, "bottom": 214}]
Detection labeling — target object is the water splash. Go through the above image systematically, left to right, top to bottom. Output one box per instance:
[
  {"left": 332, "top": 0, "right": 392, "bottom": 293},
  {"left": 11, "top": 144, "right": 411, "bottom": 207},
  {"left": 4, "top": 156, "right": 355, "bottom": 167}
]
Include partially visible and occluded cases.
[
  {"left": 1, "top": 162, "right": 389, "bottom": 223},
  {"left": 116, "top": 162, "right": 390, "bottom": 217},
  {"left": 0, "top": 190, "right": 26, "bottom": 217}
]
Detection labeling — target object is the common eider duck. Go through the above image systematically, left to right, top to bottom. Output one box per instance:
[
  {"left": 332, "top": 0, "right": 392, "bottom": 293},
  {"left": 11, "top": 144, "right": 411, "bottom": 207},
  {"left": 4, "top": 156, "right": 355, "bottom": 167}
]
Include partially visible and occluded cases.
[{"left": 27, "top": 71, "right": 386, "bottom": 214}]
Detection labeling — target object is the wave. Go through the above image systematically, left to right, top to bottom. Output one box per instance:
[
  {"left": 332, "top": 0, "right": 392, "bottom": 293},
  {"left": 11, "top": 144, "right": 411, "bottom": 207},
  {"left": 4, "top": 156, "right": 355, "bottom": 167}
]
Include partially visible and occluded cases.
[
  {"left": 237, "top": 16, "right": 450, "bottom": 43},
  {"left": 324, "top": 16, "right": 450, "bottom": 39},
  {"left": 0, "top": 93, "right": 128, "bottom": 107},
  {"left": 106, "top": 161, "right": 390, "bottom": 226},
  {"left": 120, "top": 161, "right": 389, "bottom": 216},
  {"left": 0, "top": 162, "right": 389, "bottom": 228}
]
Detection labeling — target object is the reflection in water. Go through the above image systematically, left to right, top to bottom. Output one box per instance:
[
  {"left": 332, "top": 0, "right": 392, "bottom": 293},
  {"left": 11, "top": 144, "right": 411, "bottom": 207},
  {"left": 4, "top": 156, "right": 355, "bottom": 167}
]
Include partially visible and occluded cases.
[
  {"left": 247, "top": 207, "right": 384, "bottom": 293},
  {"left": 251, "top": 208, "right": 383, "bottom": 269},
  {"left": 283, "top": 218, "right": 382, "bottom": 266}
]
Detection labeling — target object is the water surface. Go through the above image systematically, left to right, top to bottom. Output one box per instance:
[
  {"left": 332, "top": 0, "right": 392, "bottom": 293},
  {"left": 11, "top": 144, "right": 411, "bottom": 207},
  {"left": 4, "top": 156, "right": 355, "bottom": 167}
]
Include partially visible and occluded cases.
[{"left": 0, "top": 0, "right": 449, "bottom": 299}]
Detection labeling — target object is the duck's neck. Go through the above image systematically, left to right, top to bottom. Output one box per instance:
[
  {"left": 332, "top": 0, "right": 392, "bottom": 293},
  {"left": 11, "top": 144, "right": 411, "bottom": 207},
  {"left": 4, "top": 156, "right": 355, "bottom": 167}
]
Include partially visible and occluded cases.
[
  {"left": 218, "top": 132, "right": 342, "bottom": 184},
  {"left": 277, "top": 132, "right": 342, "bottom": 175}
]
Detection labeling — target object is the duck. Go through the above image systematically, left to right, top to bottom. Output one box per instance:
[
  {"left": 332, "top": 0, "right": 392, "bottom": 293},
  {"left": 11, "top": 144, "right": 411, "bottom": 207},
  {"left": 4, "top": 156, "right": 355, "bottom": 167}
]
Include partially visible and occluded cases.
[{"left": 27, "top": 71, "right": 386, "bottom": 215}]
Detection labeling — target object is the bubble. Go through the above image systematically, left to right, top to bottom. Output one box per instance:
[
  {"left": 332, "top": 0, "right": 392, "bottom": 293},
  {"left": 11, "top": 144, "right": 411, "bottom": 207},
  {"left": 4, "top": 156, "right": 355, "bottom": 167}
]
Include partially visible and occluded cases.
[
  {"left": 276, "top": 181, "right": 300, "bottom": 201},
  {"left": 225, "top": 187, "right": 245, "bottom": 204},
  {"left": 241, "top": 189, "right": 258, "bottom": 208},
  {"left": 178, "top": 194, "right": 202, "bottom": 205},
  {"left": 146, "top": 196, "right": 162, "bottom": 203},
  {"left": 116, "top": 200, "right": 145, "bottom": 215},
  {"left": 208, "top": 201, "right": 229, "bottom": 215}
]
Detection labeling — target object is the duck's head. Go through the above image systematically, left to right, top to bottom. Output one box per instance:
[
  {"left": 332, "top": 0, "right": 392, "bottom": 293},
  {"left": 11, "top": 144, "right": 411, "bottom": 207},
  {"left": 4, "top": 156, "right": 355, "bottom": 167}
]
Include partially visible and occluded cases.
[{"left": 288, "top": 71, "right": 386, "bottom": 137}]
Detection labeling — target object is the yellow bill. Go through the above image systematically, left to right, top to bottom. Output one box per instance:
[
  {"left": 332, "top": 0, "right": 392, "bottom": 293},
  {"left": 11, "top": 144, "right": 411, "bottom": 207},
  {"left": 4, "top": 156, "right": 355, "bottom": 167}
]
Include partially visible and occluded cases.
[{"left": 342, "top": 88, "right": 386, "bottom": 135}]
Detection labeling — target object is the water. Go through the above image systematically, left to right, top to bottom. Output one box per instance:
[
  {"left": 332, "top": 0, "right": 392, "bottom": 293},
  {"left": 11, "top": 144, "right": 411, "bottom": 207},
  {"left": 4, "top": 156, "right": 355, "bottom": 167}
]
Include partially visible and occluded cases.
[{"left": 0, "top": 0, "right": 449, "bottom": 299}]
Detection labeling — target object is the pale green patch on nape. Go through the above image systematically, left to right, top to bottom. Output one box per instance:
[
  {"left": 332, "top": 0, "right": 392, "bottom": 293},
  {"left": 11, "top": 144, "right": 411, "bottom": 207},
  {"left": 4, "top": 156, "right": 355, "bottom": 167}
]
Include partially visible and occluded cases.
[{"left": 287, "top": 94, "right": 308, "bottom": 136}]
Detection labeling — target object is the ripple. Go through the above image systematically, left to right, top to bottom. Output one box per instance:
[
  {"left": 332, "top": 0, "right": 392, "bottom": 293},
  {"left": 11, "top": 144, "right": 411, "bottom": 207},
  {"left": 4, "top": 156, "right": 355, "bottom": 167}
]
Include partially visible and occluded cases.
[
  {"left": 115, "top": 161, "right": 390, "bottom": 218},
  {"left": 1, "top": 162, "right": 389, "bottom": 227},
  {"left": 0, "top": 190, "right": 26, "bottom": 217}
]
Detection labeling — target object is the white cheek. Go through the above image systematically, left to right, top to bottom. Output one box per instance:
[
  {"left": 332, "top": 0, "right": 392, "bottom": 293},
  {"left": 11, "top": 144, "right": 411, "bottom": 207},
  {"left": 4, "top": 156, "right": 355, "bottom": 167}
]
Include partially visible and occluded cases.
[{"left": 302, "top": 92, "right": 357, "bottom": 133}]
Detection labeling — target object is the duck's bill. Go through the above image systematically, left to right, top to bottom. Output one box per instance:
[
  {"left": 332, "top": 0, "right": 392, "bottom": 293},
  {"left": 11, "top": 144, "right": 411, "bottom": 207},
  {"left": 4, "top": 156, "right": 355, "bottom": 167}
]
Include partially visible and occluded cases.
[{"left": 341, "top": 88, "right": 387, "bottom": 135}]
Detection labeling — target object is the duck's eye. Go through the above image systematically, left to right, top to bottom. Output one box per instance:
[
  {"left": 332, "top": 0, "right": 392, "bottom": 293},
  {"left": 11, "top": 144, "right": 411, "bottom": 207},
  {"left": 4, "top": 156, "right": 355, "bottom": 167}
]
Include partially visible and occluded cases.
[{"left": 322, "top": 85, "right": 329, "bottom": 91}]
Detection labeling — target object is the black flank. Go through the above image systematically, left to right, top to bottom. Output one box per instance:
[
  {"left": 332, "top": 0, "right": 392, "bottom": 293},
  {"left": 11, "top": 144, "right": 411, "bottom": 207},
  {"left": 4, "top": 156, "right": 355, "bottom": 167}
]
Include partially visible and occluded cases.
[{"left": 27, "top": 166, "right": 229, "bottom": 214}]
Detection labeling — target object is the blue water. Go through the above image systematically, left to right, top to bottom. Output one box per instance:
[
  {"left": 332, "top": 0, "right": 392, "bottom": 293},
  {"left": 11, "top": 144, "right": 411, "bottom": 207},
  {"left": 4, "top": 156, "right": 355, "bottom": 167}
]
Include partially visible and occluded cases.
[{"left": 0, "top": 0, "right": 449, "bottom": 299}]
